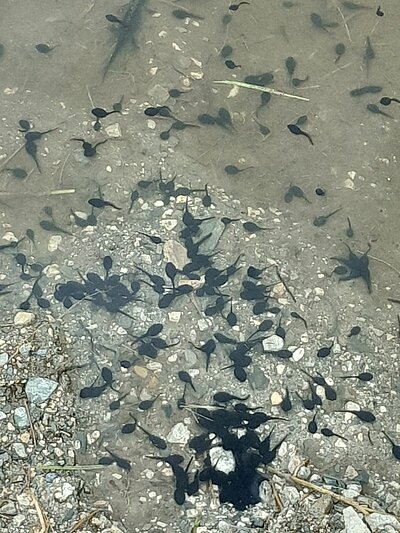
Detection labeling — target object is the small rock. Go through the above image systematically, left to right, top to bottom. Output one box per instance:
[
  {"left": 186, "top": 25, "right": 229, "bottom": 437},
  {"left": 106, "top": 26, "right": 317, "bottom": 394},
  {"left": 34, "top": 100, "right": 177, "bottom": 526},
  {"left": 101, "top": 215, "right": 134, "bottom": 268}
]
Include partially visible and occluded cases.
[
  {"left": 147, "top": 84, "right": 170, "bottom": 104},
  {"left": 105, "top": 123, "right": 122, "bottom": 137},
  {"left": 197, "top": 219, "right": 225, "bottom": 254},
  {"left": 48, "top": 234, "right": 62, "bottom": 252},
  {"left": 163, "top": 240, "right": 188, "bottom": 270},
  {"left": 14, "top": 311, "right": 35, "bottom": 326},
  {"left": 262, "top": 335, "right": 284, "bottom": 352},
  {"left": 292, "top": 347, "right": 304, "bottom": 361},
  {"left": 0, "top": 352, "right": 8, "bottom": 366},
  {"left": 133, "top": 366, "right": 148, "bottom": 379},
  {"left": 249, "top": 366, "right": 269, "bottom": 389},
  {"left": 25, "top": 377, "right": 58, "bottom": 404},
  {"left": 271, "top": 391, "right": 282, "bottom": 405},
  {"left": 13, "top": 407, "right": 29, "bottom": 429},
  {"left": 166, "top": 422, "right": 190, "bottom": 444},
  {"left": 13, "top": 442, "right": 27, "bottom": 459},
  {"left": 209, "top": 447, "right": 235, "bottom": 475},
  {"left": 345, "top": 465, "right": 359, "bottom": 480},
  {"left": 259, "top": 480, "right": 273, "bottom": 503},
  {"left": 54, "top": 482, "right": 75, "bottom": 502},
  {"left": 280, "top": 486, "right": 299, "bottom": 506},
  {"left": 310, "top": 495, "right": 333, "bottom": 516},
  {"left": 0, "top": 502, "right": 17, "bottom": 516},
  {"left": 343, "top": 506, "right": 370, "bottom": 533},
  {"left": 366, "top": 513, "right": 400, "bottom": 532}
]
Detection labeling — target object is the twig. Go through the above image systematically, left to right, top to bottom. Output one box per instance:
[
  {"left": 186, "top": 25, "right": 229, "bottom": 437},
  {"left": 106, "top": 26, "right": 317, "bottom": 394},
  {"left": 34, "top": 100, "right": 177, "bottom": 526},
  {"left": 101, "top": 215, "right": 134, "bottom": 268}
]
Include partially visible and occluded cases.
[
  {"left": 335, "top": 4, "right": 352, "bottom": 43},
  {"left": 213, "top": 80, "right": 310, "bottom": 101},
  {"left": 86, "top": 85, "right": 94, "bottom": 108},
  {"left": 0, "top": 144, "right": 24, "bottom": 171},
  {"left": 58, "top": 152, "right": 71, "bottom": 186},
  {"left": 0, "top": 189, "right": 76, "bottom": 197},
  {"left": 364, "top": 253, "right": 400, "bottom": 277},
  {"left": 275, "top": 267, "right": 296, "bottom": 303},
  {"left": 24, "top": 399, "right": 37, "bottom": 447},
  {"left": 38, "top": 464, "right": 105, "bottom": 472},
  {"left": 266, "top": 467, "right": 377, "bottom": 515},
  {"left": 270, "top": 480, "right": 284, "bottom": 512},
  {"left": 29, "top": 489, "right": 49, "bottom": 533},
  {"left": 69, "top": 509, "right": 107, "bottom": 533}
]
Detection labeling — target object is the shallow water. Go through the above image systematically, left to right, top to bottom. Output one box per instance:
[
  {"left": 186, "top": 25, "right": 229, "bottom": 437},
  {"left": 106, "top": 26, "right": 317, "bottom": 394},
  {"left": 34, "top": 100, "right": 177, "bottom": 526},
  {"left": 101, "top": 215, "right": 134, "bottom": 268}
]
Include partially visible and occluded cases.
[{"left": 1, "top": 0, "right": 400, "bottom": 531}]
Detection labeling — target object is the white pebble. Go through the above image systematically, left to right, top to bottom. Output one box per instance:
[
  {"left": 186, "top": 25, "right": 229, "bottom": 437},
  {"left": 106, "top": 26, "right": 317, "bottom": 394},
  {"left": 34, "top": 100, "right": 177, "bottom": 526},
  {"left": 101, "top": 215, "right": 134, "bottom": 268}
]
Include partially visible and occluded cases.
[{"left": 292, "top": 347, "right": 304, "bottom": 361}]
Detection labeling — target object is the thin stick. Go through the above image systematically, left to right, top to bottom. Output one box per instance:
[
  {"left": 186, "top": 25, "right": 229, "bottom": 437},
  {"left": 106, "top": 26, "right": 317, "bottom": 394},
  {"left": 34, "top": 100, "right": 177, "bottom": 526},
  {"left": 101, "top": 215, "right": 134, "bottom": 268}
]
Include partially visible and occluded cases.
[
  {"left": 335, "top": 4, "right": 352, "bottom": 43},
  {"left": 213, "top": 80, "right": 310, "bottom": 101},
  {"left": 86, "top": 85, "right": 94, "bottom": 108},
  {"left": 0, "top": 144, "right": 24, "bottom": 171},
  {"left": 59, "top": 152, "right": 71, "bottom": 185},
  {"left": 0, "top": 188, "right": 76, "bottom": 197},
  {"left": 363, "top": 253, "right": 400, "bottom": 277},
  {"left": 276, "top": 267, "right": 296, "bottom": 303},
  {"left": 24, "top": 400, "right": 37, "bottom": 447},
  {"left": 38, "top": 464, "right": 105, "bottom": 472},
  {"left": 266, "top": 467, "right": 377, "bottom": 515},
  {"left": 270, "top": 480, "right": 284, "bottom": 512},
  {"left": 29, "top": 489, "right": 49, "bottom": 533},
  {"left": 70, "top": 509, "right": 107, "bottom": 533}
]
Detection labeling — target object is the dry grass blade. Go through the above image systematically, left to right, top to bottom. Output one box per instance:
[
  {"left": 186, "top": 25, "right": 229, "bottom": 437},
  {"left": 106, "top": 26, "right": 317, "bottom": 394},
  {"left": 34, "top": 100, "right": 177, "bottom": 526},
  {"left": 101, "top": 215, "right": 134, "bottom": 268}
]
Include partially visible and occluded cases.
[
  {"left": 213, "top": 80, "right": 310, "bottom": 101},
  {"left": 24, "top": 399, "right": 37, "bottom": 447},
  {"left": 38, "top": 464, "right": 106, "bottom": 472},
  {"left": 266, "top": 467, "right": 378, "bottom": 515},
  {"left": 29, "top": 489, "right": 49, "bottom": 533},
  {"left": 69, "top": 509, "right": 107, "bottom": 533}
]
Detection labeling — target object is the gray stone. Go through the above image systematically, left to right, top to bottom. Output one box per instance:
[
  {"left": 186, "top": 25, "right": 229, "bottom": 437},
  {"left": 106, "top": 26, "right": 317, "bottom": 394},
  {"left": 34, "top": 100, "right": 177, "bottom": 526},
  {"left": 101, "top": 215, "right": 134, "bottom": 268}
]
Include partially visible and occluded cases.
[
  {"left": 147, "top": 84, "right": 170, "bottom": 104},
  {"left": 197, "top": 219, "right": 225, "bottom": 254},
  {"left": 163, "top": 239, "right": 188, "bottom": 270},
  {"left": 14, "top": 311, "right": 35, "bottom": 326},
  {"left": 262, "top": 335, "right": 284, "bottom": 352},
  {"left": 35, "top": 348, "right": 48, "bottom": 357},
  {"left": 184, "top": 349, "right": 197, "bottom": 365},
  {"left": 0, "top": 352, "right": 8, "bottom": 366},
  {"left": 249, "top": 366, "right": 269, "bottom": 389},
  {"left": 25, "top": 377, "right": 58, "bottom": 404},
  {"left": 13, "top": 406, "right": 29, "bottom": 429},
  {"left": 166, "top": 422, "right": 191, "bottom": 444},
  {"left": 13, "top": 442, "right": 27, "bottom": 459},
  {"left": 209, "top": 447, "right": 235, "bottom": 475},
  {"left": 259, "top": 481, "right": 273, "bottom": 504},
  {"left": 280, "top": 486, "right": 300, "bottom": 506},
  {"left": 310, "top": 495, "right": 333, "bottom": 517},
  {"left": 0, "top": 502, "right": 17, "bottom": 516},
  {"left": 343, "top": 507, "right": 370, "bottom": 533},
  {"left": 366, "top": 513, "right": 400, "bottom": 532}
]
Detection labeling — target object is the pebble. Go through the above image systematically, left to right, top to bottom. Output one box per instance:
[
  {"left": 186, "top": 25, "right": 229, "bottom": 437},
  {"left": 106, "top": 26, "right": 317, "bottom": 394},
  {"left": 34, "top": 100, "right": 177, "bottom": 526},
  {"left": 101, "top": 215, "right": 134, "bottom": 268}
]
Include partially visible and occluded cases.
[
  {"left": 147, "top": 84, "right": 170, "bottom": 104},
  {"left": 105, "top": 123, "right": 122, "bottom": 137},
  {"left": 159, "top": 219, "right": 178, "bottom": 231},
  {"left": 197, "top": 219, "right": 225, "bottom": 254},
  {"left": 48, "top": 235, "right": 62, "bottom": 252},
  {"left": 163, "top": 240, "right": 188, "bottom": 270},
  {"left": 14, "top": 311, "right": 35, "bottom": 326},
  {"left": 168, "top": 311, "right": 181, "bottom": 323},
  {"left": 262, "top": 335, "right": 284, "bottom": 352},
  {"left": 292, "top": 347, "right": 304, "bottom": 361},
  {"left": 0, "top": 352, "right": 8, "bottom": 365},
  {"left": 133, "top": 366, "right": 148, "bottom": 379},
  {"left": 250, "top": 366, "right": 269, "bottom": 389},
  {"left": 25, "top": 376, "right": 58, "bottom": 404},
  {"left": 271, "top": 391, "right": 283, "bottom": 405},
  {"left": 13, "top": 406, "right": 29, "bottom": 429},
  {"left": 167, "top": 423, "right": 191, "bottom": 444},
  {"left": 13, "top": 442, "right": 27, "bottom": 458},
  {"left": 209, "top": 447, "right": 235, "bottom": 475},
  {"left": 345, "top": 465, "right": 359, "bottom": 480},
  {"left": 259, "top": 480, "right": 273, "bottom": 503},
  {"left": 54, "top": 482, "right": 75, "bottom": 502},
  {"left": 280, "top": 486, "right": 299, "bottom": 506},
  {"left": 310, "top": 495, "right": 333, "bottom": 516},
  {"left": 0, "top": 502, "right": 17, "bottom": 516},
  {"left": 343, "top": 506, "right": 370, "bottom": 533},
  {"left": 366, "top": 513, "right": 400, "bottom": 532}
]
